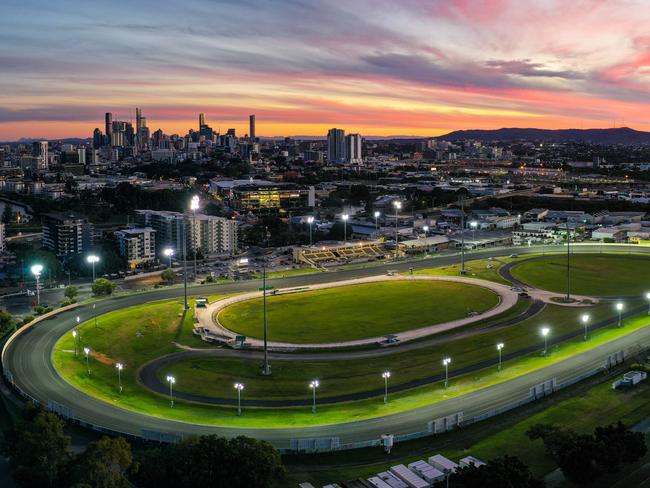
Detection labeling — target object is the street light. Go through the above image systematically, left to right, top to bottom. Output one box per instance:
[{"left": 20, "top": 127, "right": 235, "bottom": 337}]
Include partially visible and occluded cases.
[
  {"left": 190, "top": 195, "right": 200, "bottom": 280},
  {"left": 393, "top": 201, "right": 402, "bottom": 243},
  {"left": 374, "top": 211, "right": 380, "bottom": 233},
  {"left": 342, "top": 214, "right": 349, "bottom": 243},
  {"left": 307, "top": 216, "right": 315, "bottom": 246},
  {"left": 470, "top": 220, "right": 478, "bottom": 242},
  {"left": 423, "top": 225, "right": 429, "bottom": 237},
  {"left": 163, "top": 247, "right": 174, "bottom": 268},
  {"left": 86, "top": 255, "right": 100, "bottom": 282},
  {"left": 30, "top": 264, "right": 43, "bottom": 305},
  {"left": 646, "top": 292, "right": 650, "bottom": 315},
  {"left": 616, "top": 302, "right": 624, "bottom": 327},
  {"left": 581, "top": 313, "right": 590, "bottom": 341},
  {"left": 541, "top": 327, "right": 550, "bottom": 356},
  {"left": 72, "top": 330, "right": 78, "bottom": 357},
  {"left": 496, "top": 343, "right": 504, "bottom": 371},
  {"left": 83, "top": 347, "right": 91, "bottom": 375},
  {"left": 442, "top": 357, "right": 451, "bottom": 388},
  {"left": 115, "top": 363, "right": 123, "bottom": 393},
  {"left": 382, "top": 371, "right": 391, "bottom": 404},
  {"left": 166, "top": 375, "right": 175, "bottom": 407},
  {"left": 309, "top": 380, "right": 319, "bottom": 413},
  {"left": 234, "top": 382, "right": 245, "bottom": 416}
]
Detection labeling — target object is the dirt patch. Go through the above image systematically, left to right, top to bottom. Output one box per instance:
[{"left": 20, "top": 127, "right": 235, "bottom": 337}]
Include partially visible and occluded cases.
[{"left": 91, "top": 351, "right": 114, "bottom": 365}]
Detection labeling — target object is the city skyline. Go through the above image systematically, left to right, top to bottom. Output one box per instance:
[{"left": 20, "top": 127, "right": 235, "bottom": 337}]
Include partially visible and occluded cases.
[{"left": 2, "top": 0, "right": 650, "bottom": 140}]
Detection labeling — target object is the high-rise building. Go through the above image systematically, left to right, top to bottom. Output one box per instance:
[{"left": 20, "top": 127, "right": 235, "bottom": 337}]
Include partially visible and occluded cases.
[
  {"left": 105, "top": 112, "right": 113, "bottom": 145},
  {"left": 199, "top": 113, "right": 206, "bottom": 129},
  {"left": 249, "top": 114, "right": 256, "bottom": 141},
  {"left": 93, "top": 128, "right": 103, "bottom": 149},
  {"left": 327, "top": 128, "right": 346, "bottom": 163},
  {"left": 345, "top": 133, "right": 363, "bottom": 164},
  {"left": 31, "top": 141, "right": 49, "bottom": 170},
  {"left": 134, "top": 209, "right": 238, "bottom": 256},
  {"left": 42, "top": 211, "right": 94, "bottom": 256},
  {"left": 115, "top": 227, "right": 157, "bottom": 267}
]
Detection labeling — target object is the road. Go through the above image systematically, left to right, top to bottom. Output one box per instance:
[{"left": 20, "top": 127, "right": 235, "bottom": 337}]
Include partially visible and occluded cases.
[{"left": 3, "top": 244, "right": 650, "bottom": 449}]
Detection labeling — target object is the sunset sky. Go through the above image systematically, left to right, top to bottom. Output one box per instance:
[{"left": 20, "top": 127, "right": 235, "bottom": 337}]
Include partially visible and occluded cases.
[{"left": 1, "top": 0, "right": 650, "bottom": 140}]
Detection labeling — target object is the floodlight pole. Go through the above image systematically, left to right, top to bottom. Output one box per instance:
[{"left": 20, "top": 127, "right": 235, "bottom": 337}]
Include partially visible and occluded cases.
[
  {"left": 566, "top": 222, "right": 571, "bottom": 301},
  {"left": 262, "top": 228, "right": 271, "bottom": 375}
]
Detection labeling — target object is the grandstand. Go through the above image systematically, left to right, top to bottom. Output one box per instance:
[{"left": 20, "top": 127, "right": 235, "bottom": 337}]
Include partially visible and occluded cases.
[{"left": 293, "top": 241, "right": 395, "bottom": 267}]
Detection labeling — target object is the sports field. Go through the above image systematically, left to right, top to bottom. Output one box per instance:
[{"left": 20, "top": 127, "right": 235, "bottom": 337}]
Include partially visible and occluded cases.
[
  {"left": 509, "top": 254, "right": 650, "bottom": 296},
  {"left": 219, "top": 280, "right": 499, "bottom": 343}
]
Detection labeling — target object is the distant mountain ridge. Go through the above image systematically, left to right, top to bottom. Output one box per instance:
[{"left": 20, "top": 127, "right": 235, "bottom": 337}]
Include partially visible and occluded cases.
[{"left": 437, "top": 127, "right": 650, "bottom": 145}]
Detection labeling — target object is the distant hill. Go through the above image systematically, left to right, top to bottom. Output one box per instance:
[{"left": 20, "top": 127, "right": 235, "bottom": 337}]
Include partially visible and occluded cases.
[{"left": 437, "top": 127, "right": 650, "bottom": 145}]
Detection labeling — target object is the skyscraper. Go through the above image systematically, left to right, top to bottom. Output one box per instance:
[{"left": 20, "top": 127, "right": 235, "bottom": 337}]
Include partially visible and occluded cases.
[
  {"left": 105, "top": 112, "right": 113, "bottom": 146},
  {"left": 199, "top": 113, "right": 206, "bottom": 129},
  {"left": 249, "top": 114, "right": 256, "bottom": 141},
  {"left": 92, "top": 128, "right": 103, "bottom": 149},
  {"left": 327, "top": 128, "right": 346, "bottom": 163},
  {"left": 345, "top": 133, "right": 363, "bottom": 164},
  {"left": 32, "top": 141, "right": 48, "bottom": 170}
]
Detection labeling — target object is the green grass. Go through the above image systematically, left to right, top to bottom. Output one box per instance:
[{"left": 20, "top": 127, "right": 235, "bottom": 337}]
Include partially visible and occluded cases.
[
  {"left": 510, "top": 254, "right": 650, "bottom": 296},
  {"left": 413, "top": 258, "right": 511, "bottom": 285},
  {"left": 219, "top": 280, "right": 500, "bottom": 343},
  {"left": 53, "top": 298, "right": 650, "bottom": 427},
  {"left": 158, "top": 301, "right": 631, "bottom": 401},
  {"left": 285, "top": 370, "right": 650, "bottom": 485}
]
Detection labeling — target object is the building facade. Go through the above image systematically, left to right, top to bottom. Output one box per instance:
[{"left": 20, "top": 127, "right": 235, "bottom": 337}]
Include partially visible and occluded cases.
[
  {"left": 41, "top": 211, "right": 94, "bottom": 256},
  {"left": 115, "top": 227, "right": 157, "bottom": 267}
]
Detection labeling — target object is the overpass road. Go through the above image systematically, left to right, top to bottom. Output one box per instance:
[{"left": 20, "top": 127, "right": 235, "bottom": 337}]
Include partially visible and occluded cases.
[{"left": 3, "top": 244, "right": 650, "bottom": 449}]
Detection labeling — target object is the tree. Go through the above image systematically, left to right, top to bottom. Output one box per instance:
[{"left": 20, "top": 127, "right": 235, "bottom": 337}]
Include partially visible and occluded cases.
[
  {"left": 2, "top": 205, "right": 13, "bottom": 224},
  {"left": 160, "top": 268, "right": 176, "bottom": 285},
  {"left": 92, "top": 278, "right": 117, "bottom": 296},
  {"left": 64, "top": 285, "right": 78, "bottom": 302},
  {"left": 0, "top": 310, "right": 15, "bottom": 334},
  {"left": 1, "top": 404, "right": 73, "bottom": 488},
  {"left": 593, "top": 421, "right": 647, "bottom": 470},
  {"left": 133, "top": 434, "right": 285, "bottom": 488},
  {"left": 70, "top": 437, "right": 134, "bottom": 488},
  {"left": 450, "top": 456, "right": 543, "bottom": 488}
]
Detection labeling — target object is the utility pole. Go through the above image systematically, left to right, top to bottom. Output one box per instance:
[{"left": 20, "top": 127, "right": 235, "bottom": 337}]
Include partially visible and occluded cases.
[
  {"left": 460, "top": 195, "right": 466, "bottom": 274},
  {"left": 566, "top": 221, "right": 571, "bottom": 301},
  {"left": 262, "top": 228, "right": 271, "bottom": 376}
]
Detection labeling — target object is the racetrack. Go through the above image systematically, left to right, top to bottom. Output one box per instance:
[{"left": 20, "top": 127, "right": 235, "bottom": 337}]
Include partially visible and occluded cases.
[{"left": 4, "top": 244, "right": 650, "bottom": 449}]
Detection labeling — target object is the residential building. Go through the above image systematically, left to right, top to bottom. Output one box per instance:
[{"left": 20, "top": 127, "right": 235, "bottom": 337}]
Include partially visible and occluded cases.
[
  {"left": 327, "top": 128, "right": 345, "bottom": 163},
  {"left": 345, "top": 133, "right": 363, "bottom": 164},
  {"left": 41, "top": 211, "right": 94, "bottom": 256},
  {"left": 115, "top": 227, "right": 157, "bottom": 267}
]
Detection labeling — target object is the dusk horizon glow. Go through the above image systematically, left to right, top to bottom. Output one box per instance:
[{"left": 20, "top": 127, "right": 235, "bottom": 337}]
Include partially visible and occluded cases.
[{"left": 2, "top": 0, "right": 650, "bottom": 140}]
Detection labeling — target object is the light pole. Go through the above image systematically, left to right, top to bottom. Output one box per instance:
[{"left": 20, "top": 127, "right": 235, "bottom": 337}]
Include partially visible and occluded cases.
[
  {"left": 190, "top": 195, "right": 200, "bottom": 279},
  {"left": 393, "top": 201, "right": 402, "bottom": 243},
  {"left": 182, "top": 203, "right": 189, "bottom": 310},
  {"left": 374, "top": 211, "right": 380, "bottom": 235},
  {"left": 342, "top": 214, "right": 349, "bottom": 243},
  {"left": 307, "top": 216, "right": 314, "bottom": 246},
  {"left": 470, "top": 220, "right": 478, "bottom": 243},
  {"left": 422, "top": 225, "right": 429, "bottom": 237},
  {"left": 262, "top": 228, "right": 271, "bottom": 376},
  {"left": 163, "top": 247, "right": 174, "bottom": 268},
  {"left": 86, "top": 255, "right": 100, "bottom": 282},
  {"left": 30, "top": 264, "right": 43, "bottom": 305},
  {"left": 646, "top": 292, "right": 650, "bottom": 315},
  {"left": 616, "top": 302, "right": 624, "bottom": 327},
  {"left": 581, "top": 313, "right": 590, "bottom": 341},
  {"left": 541, "top": 327, "right": 550, "bottom": 356},
  {"left": 72, "top": 330, "right": 78, "bottom": 357},
  {"left": 496, "top": 343, "right": 504, "bottom": 371},
  {"left": 83, "top": 347, "right": 91, "bottom": 375},
  {"left": 442, "top": 357, "right": 451, "bottom": 388},
  {"left": 115, "top": 363, "right": 123, "bottom": 393},
  {"left": 382, "top": 371, "right": 391, "bottom": 404},
  {"left": 166, "top": 375, "right": 175, "bottom": 407},
  {"left": 309, "top": 380, "right": 319, "bottom": 413},
  {"left": 234, "top": 382, "right": 244, "bottom": 416}
]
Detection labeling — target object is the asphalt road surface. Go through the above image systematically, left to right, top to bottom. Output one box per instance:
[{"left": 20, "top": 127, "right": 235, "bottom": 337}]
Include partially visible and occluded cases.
[{"left": 4, "top": 244, "right": 650, "bottom": 449}]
